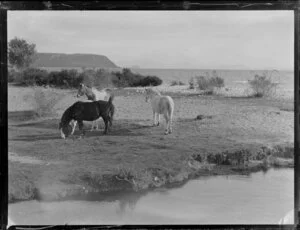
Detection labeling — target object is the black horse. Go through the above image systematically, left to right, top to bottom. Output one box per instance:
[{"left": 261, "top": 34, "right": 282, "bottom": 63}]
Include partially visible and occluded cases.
[{"left": 59, "top": 95, "right": 115, "bottom": 138}]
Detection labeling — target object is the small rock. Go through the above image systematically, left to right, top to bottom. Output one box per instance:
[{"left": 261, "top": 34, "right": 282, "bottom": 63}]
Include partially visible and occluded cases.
[{"left": 196, "top": 115, "right": 204, "bottom": 120}]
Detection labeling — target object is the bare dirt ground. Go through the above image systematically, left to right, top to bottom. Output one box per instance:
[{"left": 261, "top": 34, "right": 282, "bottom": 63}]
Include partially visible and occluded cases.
[{"left": 8, "top": 85, "right": 294, "bottom": 203}]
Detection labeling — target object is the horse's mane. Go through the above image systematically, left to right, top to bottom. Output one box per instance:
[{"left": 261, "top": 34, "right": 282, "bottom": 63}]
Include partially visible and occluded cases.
[{"left": 79, "top": 83, "right": 111, "bottom": 101}]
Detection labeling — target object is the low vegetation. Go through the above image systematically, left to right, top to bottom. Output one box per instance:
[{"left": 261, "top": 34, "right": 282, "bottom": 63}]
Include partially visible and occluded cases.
[
  {"left": 7, "top": 37, "right": 163, "bottom": 89},
  {"left": 8, "top": 67, "right": 163, "bottom": 89},
  {"left": 112, "top": 68, "right": 162, "bottom": 87},
  {"left": 189, "top": 70, "right": 225, "bottom": 94},
  {"left": 248, "top": 73, "right": 277, "bottom": 98},
  {"left": 188, "top": 77, "right": 196, "bottom": 89},
  {"left": 170, "top": 80, "right": 185, "bottom": 86}
]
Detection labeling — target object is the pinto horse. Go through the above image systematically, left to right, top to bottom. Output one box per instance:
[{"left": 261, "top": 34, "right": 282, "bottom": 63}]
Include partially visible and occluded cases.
[
  {"left": 76, "top": 83, "right": 112, "bottom": 131},
  {"left": 145, "top": 88, "right": 174, "bottom": 135},
  {"left": 59, "top": 95, "right": 115, "bottom": 139}
]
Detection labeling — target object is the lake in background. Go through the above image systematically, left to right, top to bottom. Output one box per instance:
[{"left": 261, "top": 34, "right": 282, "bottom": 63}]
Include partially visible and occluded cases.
[
  {"left": 41, "top": 67, "right": 294, "bottom": 91},
  {"left": 131, "top": 68, "right": 293, "bottom": 88},
  {"left": 131, "top": 68, "right": 294, "bottom": 100},
  {"left": 9, "top": 168, "right": 293, "bottom": 225}
]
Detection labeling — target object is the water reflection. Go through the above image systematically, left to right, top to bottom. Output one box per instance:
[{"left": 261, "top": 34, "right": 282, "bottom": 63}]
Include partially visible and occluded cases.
[{"left": 9, "top": 168, "right": 293, "bottom": 225}]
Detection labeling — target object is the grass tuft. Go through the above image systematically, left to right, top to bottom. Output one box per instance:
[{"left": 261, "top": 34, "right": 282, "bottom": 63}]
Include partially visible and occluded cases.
[
  {"left": 248, "top": 73, "right": 277, "bottom": 98},
  {"left": 33, "top": 88, "right": 63, "bottom": 118}
]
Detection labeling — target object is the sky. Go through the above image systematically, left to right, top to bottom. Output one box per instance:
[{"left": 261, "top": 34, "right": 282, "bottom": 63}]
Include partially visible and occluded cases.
[{"left": 8, "top": 11, "right": 294, "bottom": 70}]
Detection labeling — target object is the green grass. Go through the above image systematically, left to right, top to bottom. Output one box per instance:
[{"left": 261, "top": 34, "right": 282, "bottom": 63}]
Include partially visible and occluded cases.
[{"left": 8, "top": 116, "right": 294, "bottom": 203}]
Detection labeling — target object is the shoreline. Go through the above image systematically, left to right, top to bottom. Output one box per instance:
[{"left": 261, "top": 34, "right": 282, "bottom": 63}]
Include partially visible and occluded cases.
[{"left": 8, "top": 143, "right": 293, "bottom": 204}]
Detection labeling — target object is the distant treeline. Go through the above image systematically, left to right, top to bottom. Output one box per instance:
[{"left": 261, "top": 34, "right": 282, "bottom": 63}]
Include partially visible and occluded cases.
[{"left": 8, "top": 67, "right": 163, "bottom": 88}]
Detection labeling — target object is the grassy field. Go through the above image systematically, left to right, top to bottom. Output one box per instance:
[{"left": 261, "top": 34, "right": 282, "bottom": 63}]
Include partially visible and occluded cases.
[{"left": 8, "top": 84, "right": 294, "bottom": 203}]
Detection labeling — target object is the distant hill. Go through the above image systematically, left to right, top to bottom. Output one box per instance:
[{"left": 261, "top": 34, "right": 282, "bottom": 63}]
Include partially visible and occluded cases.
[{"left": 32, "top": 53, "right": 118, "bottom": 68}]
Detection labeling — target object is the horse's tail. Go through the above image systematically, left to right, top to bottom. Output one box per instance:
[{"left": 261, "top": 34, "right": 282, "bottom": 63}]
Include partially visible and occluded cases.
[
  {"left": 108, "top": 94, "right": 114, "bottom": 105},
  {"left": 106, "top": 95, "right": 115, "bottom": 125},
  {"left": 109, "top": 103, "right": 115, "bottom": 124}
]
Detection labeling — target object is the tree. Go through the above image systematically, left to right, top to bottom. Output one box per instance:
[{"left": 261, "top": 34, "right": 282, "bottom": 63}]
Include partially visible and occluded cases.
[{"left": 8, "top": 37, "right": 37, "bottom": 70}]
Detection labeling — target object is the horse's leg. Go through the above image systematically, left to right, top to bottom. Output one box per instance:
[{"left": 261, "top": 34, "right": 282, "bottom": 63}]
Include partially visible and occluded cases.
[
  {"left": 168, "top": 105, "right": 174, "bottom": 134},
  {"left": 153, "top": 111, "right": 157, "bottom": 126},
  {"left": 157, "top": 114, "right": 160, "bottom": 126},
  {"left": 164, "top": 114, "right": 169, "bottom": 135},
  {"left": 102, "top": 116, "right": 109, "bottom": 134},
  {"left": 108, "top": 116, "right": 113, "bottom": 130},
  {"left": 109, "top": 116, "right": 113, "bottom": 127},
  {"left": 168, "top": 117, "right": 172, "bottom": 134},
  {"left": 96, "top": 118, "right": 99, "bottom": 130},
  {"left": 71, "top": 120, "right": 77, "bottom": 135},
  {"left": 78, "top": 120, "right": 85, "bottom": 136},
  {"left": 90, "top": 120, "right": 95, "bottom": 131},
  {"left": 60, "top": 127, "right": 66, "bottom": 139}
]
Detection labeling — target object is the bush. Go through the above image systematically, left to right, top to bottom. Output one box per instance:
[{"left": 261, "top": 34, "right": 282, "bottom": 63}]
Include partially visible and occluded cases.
[
  {"left": 8, "top": 67, "right": 163, "bottom": 89},
  {"left": 16, "top": 68, "right": 49, "bottom": 86},
  {"left": 111, "top": 68, "right": 139, "bottom": 87},
  {"left": 111, "top": 68, "right": 132, "bottom": 87},
  {"left": 112, "top": 68, "right": 163, "bottom": 87},
  {"left": 8, "top": 69, "right": 19, "bottom": 83},
  {"left": 48, "top": 69, "right": 82, "bottom": 88},
  {"left": 79, "top": 69, "right": 96, "bottom": 87},
  {"left": 94, "top": 69, "right": 114, "bottom": 88},
  {"left": 195, "top": 71, "right": 224, "bottom": 93},
  {"left": 248, "top": 74, "right": 276, "bottom": 98},
  {"left": 133, "top": 76, "right": 163, "bottom": 87},
  {"left": 196, "top": 76, "right": 210, "bottom": 90},
  {"left": 209, "top": 76, "right": 224, "bottom": 88},
  {"left": 189, "top": 77, "right": 195, "bottom": 89},
  {"left": 170, "top": 80, "right": 185, "bottom": 86}
]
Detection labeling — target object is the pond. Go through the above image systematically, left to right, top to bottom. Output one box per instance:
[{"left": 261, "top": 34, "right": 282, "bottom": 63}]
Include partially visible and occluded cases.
[{"left": 9, "top": 168, "right": 293, "bottom": 225}]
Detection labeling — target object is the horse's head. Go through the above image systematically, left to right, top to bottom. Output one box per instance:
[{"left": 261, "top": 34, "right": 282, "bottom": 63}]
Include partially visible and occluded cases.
[
  {"left": 77, "top": 83, "right": 85, "bottom": 98},
  {"left": 145, "top": 88, "right": 160, "bottom": 102}
]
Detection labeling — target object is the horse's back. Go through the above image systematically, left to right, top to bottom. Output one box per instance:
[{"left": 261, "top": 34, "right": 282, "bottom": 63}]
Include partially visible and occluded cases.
[
  {"left": 92, "top": 88, "right": 110, "bottom": 101},
  {"left": 154, "top": 95, "right": 174, "bottom": 115},
  {"left": 164, "top": 95, "right": 174, "bottom": 106}
]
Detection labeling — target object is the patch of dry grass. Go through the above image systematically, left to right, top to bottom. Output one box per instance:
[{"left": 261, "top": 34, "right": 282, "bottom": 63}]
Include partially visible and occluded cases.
[{"left": 33, "top": 87, "right": 63, "bottom": 118}]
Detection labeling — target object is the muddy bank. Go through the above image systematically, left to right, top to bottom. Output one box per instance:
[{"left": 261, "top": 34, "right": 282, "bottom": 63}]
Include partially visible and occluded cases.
[{"left": 9, "top": 143, "right": 293, "bottom": 204}]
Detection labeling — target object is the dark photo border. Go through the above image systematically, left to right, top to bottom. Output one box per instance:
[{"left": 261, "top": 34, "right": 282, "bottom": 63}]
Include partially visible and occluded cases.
[{"left": 0, "top": 1, "right": 299, "bottom": 229}]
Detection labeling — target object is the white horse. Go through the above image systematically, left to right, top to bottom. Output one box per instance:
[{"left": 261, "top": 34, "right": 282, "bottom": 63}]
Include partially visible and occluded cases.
[
  {"left": 75, "top": 83, "right": 112, "bottom": 133},
  {"left": 145, "top": 88, "right": 174, "bottom": 135}
]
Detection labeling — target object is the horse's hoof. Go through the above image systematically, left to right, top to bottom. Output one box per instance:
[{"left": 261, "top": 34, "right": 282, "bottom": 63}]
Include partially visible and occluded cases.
[
  {"left": 157, "top": 123, "right": 160, "bottom": 126},
  {"left": 164, "top": 131, "right": 169, "bottom": 135}
]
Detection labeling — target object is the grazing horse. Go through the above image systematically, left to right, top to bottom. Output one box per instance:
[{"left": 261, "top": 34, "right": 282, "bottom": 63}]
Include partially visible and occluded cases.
[
  {"left": 76, "top": 83, "right": 112, "bottom": 131},
  {"left": 145, "top": 88, "right": 174, "bottom": 135},
  {"left": 59, "top": 95, "right": 115, "bottom": 139}
]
